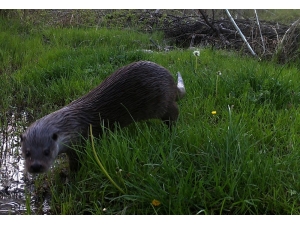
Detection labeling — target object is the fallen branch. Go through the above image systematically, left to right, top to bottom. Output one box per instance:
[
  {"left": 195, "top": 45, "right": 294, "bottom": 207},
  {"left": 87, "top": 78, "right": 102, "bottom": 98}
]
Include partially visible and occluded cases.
[
  {"left": 198, "top": 9, "right": 219, "bottom": 36},
  {"left": 225, "top": 9, "right": 258, "bottom": 58},
  {"left": 254, "top": 9, "right": 266, "bottom": 55},
  {"left": 275, "top": 18, "right": 300, "bottom": 63},
  {"left": 280, "top": 18, "right": 300, "bottom": 45}
]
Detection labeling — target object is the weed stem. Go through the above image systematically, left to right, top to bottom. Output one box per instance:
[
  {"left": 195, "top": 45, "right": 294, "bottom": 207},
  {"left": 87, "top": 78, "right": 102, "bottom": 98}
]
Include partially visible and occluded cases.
[{"left": 89, "top": 124, "right": 126, "bottom": 195}]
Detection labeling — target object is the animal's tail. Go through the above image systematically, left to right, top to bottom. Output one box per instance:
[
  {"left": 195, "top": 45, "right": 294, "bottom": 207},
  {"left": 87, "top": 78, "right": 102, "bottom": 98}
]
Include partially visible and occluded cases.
[{"left": 176, "top": 72, "right": 186, "bottom": 100}]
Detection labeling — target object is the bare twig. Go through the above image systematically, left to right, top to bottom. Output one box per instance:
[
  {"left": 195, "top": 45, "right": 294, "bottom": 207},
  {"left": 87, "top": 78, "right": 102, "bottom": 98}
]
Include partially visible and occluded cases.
[
  {"left": 198, "top": 9, "right": 219, "bottom": 36},
  {"left": 225, "top": 9, "right": 258, "bottom": 58},
  {"left": 254, "top": 9, "right": 265, "bottom": 55},
  {"left": 275, "top": 18, "right": 300, "bottom": 61},
  {"left": 280, "top": 18, "right": 300, "bottom": 45},
  {"left": 271, "top": 26, "right": 280, "bottom": 43},
  {"left": 189, "top": 34, "right": 196, "bottom": 48},
  {"left": 150, "top": 38, "right": 161, "bottom": 51}
]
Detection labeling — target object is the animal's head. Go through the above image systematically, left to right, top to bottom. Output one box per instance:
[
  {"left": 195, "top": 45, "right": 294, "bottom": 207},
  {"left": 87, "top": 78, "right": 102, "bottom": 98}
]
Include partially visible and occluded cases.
[{"left": 20, "top": 122, "right": 61, "bottom": 174}]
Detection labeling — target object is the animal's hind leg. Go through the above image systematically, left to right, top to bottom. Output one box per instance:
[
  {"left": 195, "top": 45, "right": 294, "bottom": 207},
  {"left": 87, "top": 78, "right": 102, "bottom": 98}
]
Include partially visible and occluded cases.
[{"left": 161, "top": 102, "right": 179, "bottom": 128}]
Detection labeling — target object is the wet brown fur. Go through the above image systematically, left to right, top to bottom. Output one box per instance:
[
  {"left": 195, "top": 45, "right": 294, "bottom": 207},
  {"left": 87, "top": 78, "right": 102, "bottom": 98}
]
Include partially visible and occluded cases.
[{"left": 20, "top": 61, "right": 185, "bottom": 173}]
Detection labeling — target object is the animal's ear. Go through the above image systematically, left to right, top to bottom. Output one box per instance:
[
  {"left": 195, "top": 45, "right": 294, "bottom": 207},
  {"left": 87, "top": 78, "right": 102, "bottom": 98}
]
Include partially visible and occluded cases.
[{"left": 52, "top": 133, "right": 58, "bottom": 141}]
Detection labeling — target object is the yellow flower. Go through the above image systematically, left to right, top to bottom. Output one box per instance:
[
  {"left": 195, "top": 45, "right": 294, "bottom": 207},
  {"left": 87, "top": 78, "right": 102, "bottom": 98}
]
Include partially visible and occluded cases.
[
  {"left": 211, "top": 111, "right": 217, "bottom": 115},
  {"left": 151, "top": 199, "right": 161, "bottom": 206}
]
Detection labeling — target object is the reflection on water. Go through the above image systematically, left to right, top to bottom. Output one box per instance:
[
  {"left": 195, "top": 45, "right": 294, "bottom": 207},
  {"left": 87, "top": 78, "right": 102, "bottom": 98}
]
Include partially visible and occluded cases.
[
  {"left": 0, "top": 111, "right": 50, "bottom": 215},
  {"left": 0, "top": 111, "right": 28, "bottom": 214},
  {"left": 0, "top": 154, "right": 28, "bottom": 215}
]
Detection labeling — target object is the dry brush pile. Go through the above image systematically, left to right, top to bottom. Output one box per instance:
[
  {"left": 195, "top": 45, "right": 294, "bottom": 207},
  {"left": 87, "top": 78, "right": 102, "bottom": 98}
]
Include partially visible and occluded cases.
[{"left": 139, "top": 9, "right": 300, "bottom": 64}]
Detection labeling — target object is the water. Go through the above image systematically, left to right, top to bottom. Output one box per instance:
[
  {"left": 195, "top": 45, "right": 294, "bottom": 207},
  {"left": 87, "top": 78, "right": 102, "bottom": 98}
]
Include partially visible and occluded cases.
[
  {"left": 0, "top": 111, "right": 51, "bottom": 215},
  {"left": 0, "top": 154, "right": 28, "bottom": 215}
]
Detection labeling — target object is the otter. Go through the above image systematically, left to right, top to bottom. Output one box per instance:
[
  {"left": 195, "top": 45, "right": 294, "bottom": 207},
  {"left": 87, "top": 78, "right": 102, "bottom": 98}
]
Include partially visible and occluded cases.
[{"left": 20, "top": 61, "right": 186, "bottom": 174}]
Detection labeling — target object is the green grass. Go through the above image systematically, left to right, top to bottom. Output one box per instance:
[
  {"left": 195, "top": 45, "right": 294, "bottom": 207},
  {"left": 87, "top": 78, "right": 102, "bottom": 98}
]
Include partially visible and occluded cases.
[
  {"left": 256, "top": 9, "right": 300, "bottom": 25},
  {"left": 1, "top": 16, "right": 300, "bottom": 215},
  {"left": 0, "top": 17, "right": 163, "bottom": 116}
]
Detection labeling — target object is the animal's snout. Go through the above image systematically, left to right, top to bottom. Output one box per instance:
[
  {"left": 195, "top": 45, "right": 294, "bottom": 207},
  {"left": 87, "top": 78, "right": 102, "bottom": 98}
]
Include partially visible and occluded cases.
[{"left": 29, "top": 162, "right": 44, "bottom": 173}]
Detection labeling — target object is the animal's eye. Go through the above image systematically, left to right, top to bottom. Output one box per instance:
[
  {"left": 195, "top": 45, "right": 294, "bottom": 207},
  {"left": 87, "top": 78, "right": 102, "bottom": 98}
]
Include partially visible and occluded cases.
[
  {"left": 52, "top": 133, "right": 58, "bottom": 141},
  {"left": 44, "top": 149, "right": 50, "bottom": 156},
  {"left": 25, "top": 150, "right": 31, "bottom": 158}
]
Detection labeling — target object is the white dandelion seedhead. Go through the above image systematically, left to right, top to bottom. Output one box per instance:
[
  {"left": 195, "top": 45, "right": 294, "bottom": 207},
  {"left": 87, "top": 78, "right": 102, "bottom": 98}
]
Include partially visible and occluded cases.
[
  {"left": 193, "top": 50, "right": 200, "bottom": 57},
  {"left": 217, "top": 71, "right": 222, "bottom": 76}
]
